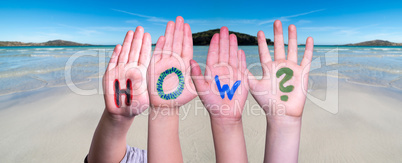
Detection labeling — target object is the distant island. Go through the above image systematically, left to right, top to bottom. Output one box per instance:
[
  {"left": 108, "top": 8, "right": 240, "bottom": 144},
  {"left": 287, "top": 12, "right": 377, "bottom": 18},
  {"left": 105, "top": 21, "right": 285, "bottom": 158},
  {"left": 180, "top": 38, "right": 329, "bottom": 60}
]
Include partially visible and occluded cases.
[
  {"left": 2, "top": 29, "right": 271, "bottom": 47},
  {"left": 192, "top": 29, "right": 273, "bottom": 45},
  {"left": 7, "top": 36, "right": 401, "bottom": 47},
  {"left": 0, "top": 40, "right": 91, "bottom": 47},
  {"left": 345, "top": 40, "right": 402, "bottom": 46}
]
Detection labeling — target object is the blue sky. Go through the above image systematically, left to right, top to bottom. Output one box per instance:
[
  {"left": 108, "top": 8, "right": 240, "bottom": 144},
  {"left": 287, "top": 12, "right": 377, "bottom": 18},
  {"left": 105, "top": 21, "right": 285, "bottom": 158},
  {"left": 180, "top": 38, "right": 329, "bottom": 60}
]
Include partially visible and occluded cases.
[{"left": 1, "top": 0, "right": 402, "bottom": 45}]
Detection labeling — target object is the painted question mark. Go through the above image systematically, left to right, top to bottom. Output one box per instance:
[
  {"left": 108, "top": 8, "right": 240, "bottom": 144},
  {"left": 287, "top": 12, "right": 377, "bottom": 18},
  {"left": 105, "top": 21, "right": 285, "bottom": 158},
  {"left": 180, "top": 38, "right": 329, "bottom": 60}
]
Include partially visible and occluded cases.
[{"left": 276, "top": 67, "right": 294, "bottom": 101}]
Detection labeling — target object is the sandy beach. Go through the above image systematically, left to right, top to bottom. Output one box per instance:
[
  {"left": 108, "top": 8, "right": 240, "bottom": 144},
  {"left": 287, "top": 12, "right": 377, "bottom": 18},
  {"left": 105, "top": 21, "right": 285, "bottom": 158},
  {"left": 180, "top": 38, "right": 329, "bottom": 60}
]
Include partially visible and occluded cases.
[{"left": 0, "top": 78, "right": 401, "bottom": 162}]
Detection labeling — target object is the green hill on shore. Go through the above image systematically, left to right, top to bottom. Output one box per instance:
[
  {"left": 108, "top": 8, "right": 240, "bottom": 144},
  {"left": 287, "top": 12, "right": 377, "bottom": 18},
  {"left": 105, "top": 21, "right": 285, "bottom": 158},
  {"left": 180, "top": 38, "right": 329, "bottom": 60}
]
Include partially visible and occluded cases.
[
  {"left": 192, "top": 29, "right": 273, "bottom": 45},
  {"left": 0, "top": 40, "right": 91, "bottom": 46},
  {"left": 345, "top": 40, "right": 402, "bottom": 46}
]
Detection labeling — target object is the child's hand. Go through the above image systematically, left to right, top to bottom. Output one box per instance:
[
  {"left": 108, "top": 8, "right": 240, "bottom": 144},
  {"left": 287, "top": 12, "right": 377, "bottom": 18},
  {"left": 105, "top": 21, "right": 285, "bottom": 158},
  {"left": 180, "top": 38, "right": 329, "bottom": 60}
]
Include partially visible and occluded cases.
[
  {"left": 147, "top": 16, "right": 196, "bottom": 108},
  {"left": 147, "top": 16, "right": 193, "bottom": 163},
  {"left": 248, "top": 20, "right": 314, "bottom": 118},
  {"left": 248, "top": 20, "right": 313, "bottom": 163},
  {"left": 103, "top": 26, "right": 152, "bottom": 118},
  {"left": 89, "top": 27, "right": 151, "bottom": 163},
  {"left": 190, "top": 27, "right": 249, "bottom": 122},
  {"left": 190, "top": 27, "right": 249, "bottom": 162}
]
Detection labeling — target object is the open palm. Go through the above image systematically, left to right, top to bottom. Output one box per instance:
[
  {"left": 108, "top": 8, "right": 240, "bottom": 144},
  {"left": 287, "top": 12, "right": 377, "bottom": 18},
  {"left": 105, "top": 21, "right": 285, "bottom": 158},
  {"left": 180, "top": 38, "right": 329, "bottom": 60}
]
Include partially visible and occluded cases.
[
  {"left": 147, "top": 16, "right": 196, "bottom": 108},
  {"left": 248, "top": 20, "right": 314, "bottom": 117},
  {"left": 103, "top": 27, "right": 152, "bottom": 117},
  {"left": 191, "top": 27, "right": 249, "bottom": 120}
]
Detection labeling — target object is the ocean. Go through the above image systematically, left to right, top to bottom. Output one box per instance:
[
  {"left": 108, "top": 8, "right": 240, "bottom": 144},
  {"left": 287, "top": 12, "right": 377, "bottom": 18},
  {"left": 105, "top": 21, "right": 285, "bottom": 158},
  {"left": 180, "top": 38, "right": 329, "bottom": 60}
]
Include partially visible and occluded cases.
[{"left": 0, "top": 46, "right": 401, "bottom": 96}]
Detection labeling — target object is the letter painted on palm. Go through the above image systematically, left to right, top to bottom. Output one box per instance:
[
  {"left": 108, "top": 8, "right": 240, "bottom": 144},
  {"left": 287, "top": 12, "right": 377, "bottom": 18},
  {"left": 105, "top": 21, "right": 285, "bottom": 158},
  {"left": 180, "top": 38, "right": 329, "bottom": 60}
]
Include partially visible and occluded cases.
[
  {"left": 156, "top": 67, "right": 184, "bottom": 100},
  {"left": 276, "top": 67, "right": 294, "bottom": 101},
  {"left": 215, "top": 75, "right": 241, "bottom": 100},
  {"left": 114, "top": 79, "right": 132, "bottom": 108}
]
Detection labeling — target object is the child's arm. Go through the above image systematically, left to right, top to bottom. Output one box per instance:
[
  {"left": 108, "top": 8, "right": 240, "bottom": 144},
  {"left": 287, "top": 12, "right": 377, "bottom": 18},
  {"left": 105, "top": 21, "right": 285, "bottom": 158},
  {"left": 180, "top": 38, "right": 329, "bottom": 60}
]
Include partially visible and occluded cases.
[
  {"left": 146, "top": 16, "right": 197, "bottom": 163},
  {"left": 248, "top": 20, "right": 314, "bottom": 163},
  {"left": 87, "top": 26, "right": 152, "bottom": 163},
  {"left": 190, "top": 27, "right": 249, "bottom": 163},
  {"left": 147, "top": 107, "right": 182, "bottom": 163},
  {"left": 87, "top": 110, "right": 135, "bottom": 163},
  {"left": 209, "top": 118, "right": 248, "bottom": 163}
]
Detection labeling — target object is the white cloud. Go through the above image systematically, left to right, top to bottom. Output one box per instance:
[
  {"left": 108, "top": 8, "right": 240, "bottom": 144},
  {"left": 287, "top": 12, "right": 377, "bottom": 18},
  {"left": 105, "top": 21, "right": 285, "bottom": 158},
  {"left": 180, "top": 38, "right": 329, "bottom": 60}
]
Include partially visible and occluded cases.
[
  {"left": 112, "top": 8, "right": 323, "bottom": 27},
  {"left": 112, "top": 9, "right": 169, "bottom": 23},
  {"left": 258, "top": 9, "right": 325, "bottom": 25},
  {"left": 184, "top": 18, "right": 258, "bottom": 26},
  {"left": 258, "top": 18, "right": 288, "bottom": 25},
  {"left": 125, "top": 20, "right": 140, "bottom": 24},
  {"left": 296, "top": 20, "right": 312, "bottom": 24},
  {"left": 92, "top": 26, "right": 134, "bottom": 32},
  {"left": 298, "top": 26, "right": 345, "bottom": 31},
  {"left": 335, "top": 29, "right": 359, "bottom": 36}
]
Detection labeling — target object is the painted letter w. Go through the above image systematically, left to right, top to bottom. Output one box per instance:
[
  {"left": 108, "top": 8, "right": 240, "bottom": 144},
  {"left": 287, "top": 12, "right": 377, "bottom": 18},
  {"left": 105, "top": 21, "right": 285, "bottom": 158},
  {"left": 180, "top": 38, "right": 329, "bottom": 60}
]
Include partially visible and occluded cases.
[{"left": 214, "top": 75, "right": 241, "bottom": 100}]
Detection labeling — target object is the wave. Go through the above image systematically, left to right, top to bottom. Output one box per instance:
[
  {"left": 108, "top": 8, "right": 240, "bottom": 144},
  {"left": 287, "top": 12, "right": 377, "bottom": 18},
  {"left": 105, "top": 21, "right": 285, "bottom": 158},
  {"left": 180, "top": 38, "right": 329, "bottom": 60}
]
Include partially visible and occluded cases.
[
  {"left": 32, "top": 48, "right": 65, "bottom": 51},
  {"left": 314, "top": 48, "right": 351, "bottom": 51},
  {"left": 372, "top": 48, "right": 402, "bottom": 51},
  {"left": 0, "top": 54, "right": 32, "bottom": 58},
  {"left": 30, "top": 54, "right": 59, "bottom": 57},
  {"left": 326, "top": 54, "right": 402, "bottom": 58},
  {"left": 0, "top": 61, "right": 106, "bottom": 79},
  {"left": 314, "top": 62, "right": 402, "bottom": 75},
  {"left": 0, "top": 67, "right": 65, "bottom": 78},
  {"left": 308, "top": 73, "right": 402, "bottom": 91},
  {"left": 308, "top": 73, "right": 348, "bottom": 79},
  {"left": 0, "top": 76, "right": 48, "bottom": 96},
  {"left": 345, "top": 79, "right": 390, "bottom": 88}
]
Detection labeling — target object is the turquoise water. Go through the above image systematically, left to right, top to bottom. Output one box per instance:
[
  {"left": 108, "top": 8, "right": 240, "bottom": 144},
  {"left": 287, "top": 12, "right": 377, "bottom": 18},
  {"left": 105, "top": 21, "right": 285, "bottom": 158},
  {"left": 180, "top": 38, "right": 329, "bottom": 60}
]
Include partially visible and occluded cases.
[{"left": 0, "top": 46, "right": 401, "bottom": 96}]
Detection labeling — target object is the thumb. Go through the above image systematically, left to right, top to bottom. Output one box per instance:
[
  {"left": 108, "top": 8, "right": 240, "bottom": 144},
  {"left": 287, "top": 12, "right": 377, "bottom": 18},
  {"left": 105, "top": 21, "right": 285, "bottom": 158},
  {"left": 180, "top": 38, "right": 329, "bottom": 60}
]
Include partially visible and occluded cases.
[{"left": 190, "top": 59, "right": 208, "bottom": 93}]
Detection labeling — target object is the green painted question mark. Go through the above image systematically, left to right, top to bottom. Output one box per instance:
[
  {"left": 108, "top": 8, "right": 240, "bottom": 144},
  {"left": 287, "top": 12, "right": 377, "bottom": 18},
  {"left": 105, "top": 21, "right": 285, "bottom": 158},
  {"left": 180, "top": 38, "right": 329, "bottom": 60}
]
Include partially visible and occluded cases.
[{"left": 276, "top": 67, "right": 294, "bottom": 101}]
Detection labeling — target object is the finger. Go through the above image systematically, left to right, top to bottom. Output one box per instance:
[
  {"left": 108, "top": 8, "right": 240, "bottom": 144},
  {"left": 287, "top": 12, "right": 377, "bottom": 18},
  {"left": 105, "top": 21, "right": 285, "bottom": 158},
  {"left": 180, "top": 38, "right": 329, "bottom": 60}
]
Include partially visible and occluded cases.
[
  {"left": 172, "top": 16, "right": 184, "bottom": 57},
  {"left": 273, "top": 20, "right": 286, "bottom": 61},
  {"left": 162, "top": 21, "right": 175, "bottom": 58},
  {"left": 182, "top": 23, "right": 193, "bottom": 59},
  {"left": 287, "top": 24, "right": 298, "bottom": 63},
  {"left": 128, "top": 26, "right": 144, "bottom": 63},
  {"left": 219, "top": 26, "right": 229, "bottom": 63},
  {"left": 118, "top": 30, "right": 134, "bottom": 63},
  {"left": 257, "top": 31, "right": 271, "bottom": 64},
  {"left": 138, "top": 33, "right": 152, "bottom": 67},
  {"left": 205, "top": 33, "right": 219, "bottom": 78},
  {"left": 206, "top": 33, "right": 219, "bottom": 67},
  {"left": 229, "top": 34, "right": 238, "bottom": 68},
  {"left": 153, "top": 36, "right": 165, "bottom": 62},
  {"left": 301, "top": 37, "right": 314, "bottom": 69},
  {"left": 107, "top": 44, "right": 122, "bottom": 71},
  {"left": 238, "top": 50, "right": 247, "bottom": 72},
  {"left": 190, "top": 59, "right": 208, "bottom": 93}
]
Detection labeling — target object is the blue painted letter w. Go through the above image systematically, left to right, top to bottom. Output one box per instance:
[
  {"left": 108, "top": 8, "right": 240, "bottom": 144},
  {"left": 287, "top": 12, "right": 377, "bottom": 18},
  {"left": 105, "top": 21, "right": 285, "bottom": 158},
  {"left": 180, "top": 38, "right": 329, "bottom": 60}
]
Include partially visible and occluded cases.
[{"left": 214, "top": 75, "right": 241, "bottom": 100}]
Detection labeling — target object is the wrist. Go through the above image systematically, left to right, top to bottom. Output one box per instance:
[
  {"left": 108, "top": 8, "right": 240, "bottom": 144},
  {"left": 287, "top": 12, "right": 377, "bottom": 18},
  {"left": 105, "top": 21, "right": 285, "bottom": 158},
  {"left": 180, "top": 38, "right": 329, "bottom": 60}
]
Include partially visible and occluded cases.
[
  {"left": 207, "top": 105, "right": 244, "bottom": 123},
  {"left": 149, "top": 106, "right": 180, "bottom": 120},
  {"left": 103, "top": 109, "right": 135, "bottom": 126},
  {"left": 94, "top": 110, "right": 134, "bottom": 142},
  {"left": 266, "top": 115, "right": 301, "bottom": 134},
  {"left": 210, "top": 116, "right": 243, "bottom": 126},
  {"left": 210, "top": 117, "right": 244, "bottom": 133}
]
